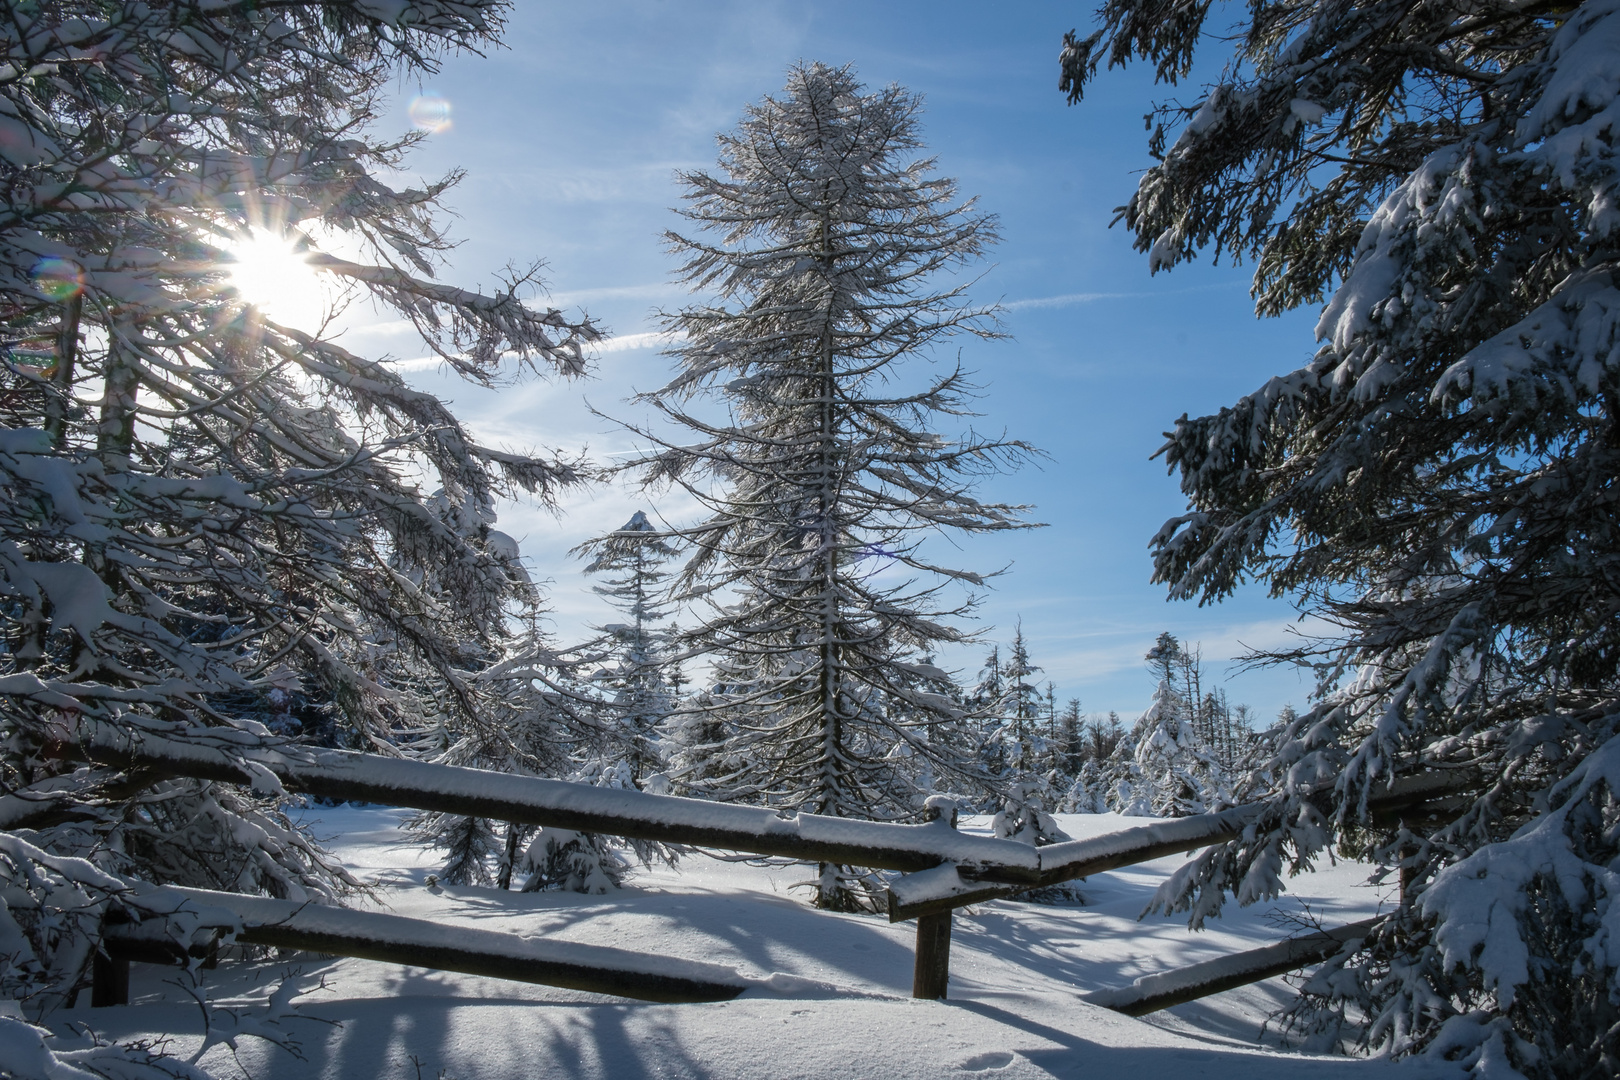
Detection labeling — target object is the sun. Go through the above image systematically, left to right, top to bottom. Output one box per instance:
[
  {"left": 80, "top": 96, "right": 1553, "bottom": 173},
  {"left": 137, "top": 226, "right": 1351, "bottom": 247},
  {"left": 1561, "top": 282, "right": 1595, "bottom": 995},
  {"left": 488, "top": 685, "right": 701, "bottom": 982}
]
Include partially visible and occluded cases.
[{"left": 224, "top": 228, "right": 329, "bottom": 331}]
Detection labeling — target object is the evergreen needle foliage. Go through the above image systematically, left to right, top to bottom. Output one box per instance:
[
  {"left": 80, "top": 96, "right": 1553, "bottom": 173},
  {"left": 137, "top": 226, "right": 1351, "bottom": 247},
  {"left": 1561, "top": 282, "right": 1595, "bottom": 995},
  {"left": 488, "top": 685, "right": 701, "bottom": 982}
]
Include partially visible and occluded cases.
[
  {"left": 0, "top": 0, "right": 600, "bottom": 1035},
  {"left": 1060, "top": 0, "right": 1620, "bottom": 1072},
  {"left": 625, "top": 62, "right": 1038, "bottom": 911},
  {"left": 576, "top": 510, "right": 680, "bottom": 785}
]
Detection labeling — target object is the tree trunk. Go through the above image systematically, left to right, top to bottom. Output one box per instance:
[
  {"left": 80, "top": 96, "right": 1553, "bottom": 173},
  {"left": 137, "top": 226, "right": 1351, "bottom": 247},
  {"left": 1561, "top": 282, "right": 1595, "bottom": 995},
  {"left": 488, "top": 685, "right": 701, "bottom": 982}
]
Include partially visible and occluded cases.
[
  {"left": 812, "top": 210, "right": 851, "bottom": 911},
  {"left": 43, "top": 290, "right": 82, "bottom": 449},
  {"left": 97, "top": 321, "right": 140, "bottom": 470}
]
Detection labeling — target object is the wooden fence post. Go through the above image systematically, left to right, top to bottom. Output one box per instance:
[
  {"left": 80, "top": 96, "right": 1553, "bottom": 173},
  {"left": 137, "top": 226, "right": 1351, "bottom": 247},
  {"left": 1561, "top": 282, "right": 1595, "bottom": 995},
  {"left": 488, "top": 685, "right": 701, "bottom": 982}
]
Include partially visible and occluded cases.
[
  {"left": 912, "top": 799, "right": 957, "bottom": 1000},
  {"left": 912, "top": 910, "right": 952, "bottom": 999},
  {"left": 91, "top": 950, "right": 129, "bottom": 1007}
]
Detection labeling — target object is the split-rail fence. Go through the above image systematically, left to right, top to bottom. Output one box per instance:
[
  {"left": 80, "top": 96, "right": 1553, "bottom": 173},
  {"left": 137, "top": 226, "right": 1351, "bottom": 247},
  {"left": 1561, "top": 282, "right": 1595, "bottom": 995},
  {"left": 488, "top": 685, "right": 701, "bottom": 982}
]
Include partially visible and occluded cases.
[{"left": 18, "top": 719, "right": 1466, "bottom": 1010}]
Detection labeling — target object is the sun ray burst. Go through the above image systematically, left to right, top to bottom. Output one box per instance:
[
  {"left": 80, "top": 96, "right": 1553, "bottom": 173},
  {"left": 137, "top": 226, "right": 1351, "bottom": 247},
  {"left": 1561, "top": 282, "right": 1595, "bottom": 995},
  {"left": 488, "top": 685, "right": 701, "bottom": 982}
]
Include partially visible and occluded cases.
[{"left": 224, "top": 228, "right": 329, "bottom": 331}]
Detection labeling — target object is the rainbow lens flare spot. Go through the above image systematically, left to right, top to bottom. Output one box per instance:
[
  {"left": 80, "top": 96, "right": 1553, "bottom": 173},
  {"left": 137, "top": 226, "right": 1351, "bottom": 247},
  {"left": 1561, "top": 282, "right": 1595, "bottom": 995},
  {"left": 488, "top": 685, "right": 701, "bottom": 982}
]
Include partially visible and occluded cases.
[
  {"left": 409, "top": 93, "right": 452, "bottom": 134},
  {"left": 32, "top": 257, "right": 83, "bottom": 301}
]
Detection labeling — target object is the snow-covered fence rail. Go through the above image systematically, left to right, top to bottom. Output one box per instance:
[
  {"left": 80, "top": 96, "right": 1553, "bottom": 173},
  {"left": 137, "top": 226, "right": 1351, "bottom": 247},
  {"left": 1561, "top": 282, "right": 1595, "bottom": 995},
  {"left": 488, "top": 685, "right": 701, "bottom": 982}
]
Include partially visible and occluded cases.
[
  {"left": 51, "top": 718, "right": 1472, "bottom": 1004},
  {"left": 62, "top": 718, "right": 1041, "bottom": 881},
  {"left": 886, "top": 770, "right": 1473, "bottom": 922},
  {"left": 886, "top": 806, "right": 1262, "bottom": 922},
  {"left": 99, "top": 884, "right": 752, "bottom": 1005},
  {"left": 1081, "top": 918, "right": 1379, "bottom": 1016}
]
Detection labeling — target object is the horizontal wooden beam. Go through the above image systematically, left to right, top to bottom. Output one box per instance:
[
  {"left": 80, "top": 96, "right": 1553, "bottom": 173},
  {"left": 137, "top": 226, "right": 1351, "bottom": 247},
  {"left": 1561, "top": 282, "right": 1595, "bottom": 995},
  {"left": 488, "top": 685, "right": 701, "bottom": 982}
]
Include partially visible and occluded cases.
[
  {"left": 62, "top": 717, "right": 1471, "bottom": 917},
  {"left": 71, "top": 718, "right": 1040, "bottom": 881},
  {"left": 888, "top": 770, "right": 1477, "bottom": 921},
  {"left": 1031, "top": 805, "right": 1262, "bottom": 889},
  {"left": 887, "top": 813, "right": 1258, "bottom": 922},
  {"left": 888, "top": 882, "right": 1013, "bottom": 923},
  {"left": 107, "top": 885, "right": 752, "bottom": 1004},
  {"left": 1081, "top": 918, "right": 1379, "bottom": 1016}
]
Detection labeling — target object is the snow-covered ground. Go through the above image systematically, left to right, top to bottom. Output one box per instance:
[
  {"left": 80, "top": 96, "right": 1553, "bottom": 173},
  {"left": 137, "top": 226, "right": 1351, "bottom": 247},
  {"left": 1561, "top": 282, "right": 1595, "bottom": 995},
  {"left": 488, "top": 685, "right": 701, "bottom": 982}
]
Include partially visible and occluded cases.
[{"left": 67, "top": 807, "right": 1450, "bottom": 1080}]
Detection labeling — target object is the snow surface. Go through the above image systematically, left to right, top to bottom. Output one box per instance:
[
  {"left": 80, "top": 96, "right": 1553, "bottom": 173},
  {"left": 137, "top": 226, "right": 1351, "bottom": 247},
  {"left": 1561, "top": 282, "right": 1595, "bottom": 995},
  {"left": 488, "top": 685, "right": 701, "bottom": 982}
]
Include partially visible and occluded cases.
[{"left": 65, "top": 807, "right": 1454, "bottom": 1080}]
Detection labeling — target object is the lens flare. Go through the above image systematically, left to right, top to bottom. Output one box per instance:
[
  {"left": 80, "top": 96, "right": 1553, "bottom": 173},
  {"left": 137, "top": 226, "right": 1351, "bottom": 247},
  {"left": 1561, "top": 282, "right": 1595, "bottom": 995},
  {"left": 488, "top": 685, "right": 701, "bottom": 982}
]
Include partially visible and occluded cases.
[
  {"left": 409, "top": 93, "right": 452, "bottom": 134},
  {"left": 224, "top": 229, "right": 326, "bottom": 330},
  {"left": 32, "top": 257, "right": 83, "bottom": 301},
  {"left": 8, "top": 337, "right": 58, "bottom": 376}
]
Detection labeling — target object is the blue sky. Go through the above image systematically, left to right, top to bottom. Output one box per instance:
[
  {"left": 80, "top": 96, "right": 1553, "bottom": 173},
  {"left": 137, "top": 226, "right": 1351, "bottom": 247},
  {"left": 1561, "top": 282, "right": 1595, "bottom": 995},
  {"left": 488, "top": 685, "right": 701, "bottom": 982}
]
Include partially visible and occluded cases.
[{"left": 320, "top": 1, "right": 1329, "bottom": 722}]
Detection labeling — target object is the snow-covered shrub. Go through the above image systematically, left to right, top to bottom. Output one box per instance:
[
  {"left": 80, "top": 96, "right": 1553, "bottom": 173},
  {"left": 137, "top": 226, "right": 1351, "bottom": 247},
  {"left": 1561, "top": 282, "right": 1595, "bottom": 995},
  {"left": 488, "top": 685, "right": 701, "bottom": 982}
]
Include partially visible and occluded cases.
[
  {"left": 1058, "top": 761, "right": 1107, "bottom": 814},
  {"left": 991, "top": 780, "right": 1071, "bottom": 847},
  {"left": 994, "top": 780, "right": 1084, "bottom": 905},
  {"left": 519, "top": 829, "right": 628, "bottom": 895}
]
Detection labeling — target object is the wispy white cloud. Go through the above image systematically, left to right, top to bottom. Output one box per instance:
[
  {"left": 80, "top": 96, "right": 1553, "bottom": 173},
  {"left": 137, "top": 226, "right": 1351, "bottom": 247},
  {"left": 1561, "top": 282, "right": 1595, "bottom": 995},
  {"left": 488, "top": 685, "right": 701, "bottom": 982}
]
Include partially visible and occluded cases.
[
  {"left": 474, "top": 162, "right": 705, "bottom": 206},
  {"left": 1002, "top": 280, "right": 1244, "bottom": 311},
  {"left": 548, "top": 282, "right": 686, "bottom": 307},
  {"left": 1003, "top": 290, "right": 1146, "bottom": 311},
  {"left": 339, "top": 318, "right": 420, "bottom": 337},
  {"left": 377, "top": 329, "right": 682, "bottom": 373},
  {"left": 591, "top": 330, "right": 684, "bottom": 354},
  {"left": 384, "top": 355, "right": 443, "bottom": 372},
  {"left": 1032, "top": 614, "right": 1330, "bottom": 683}
]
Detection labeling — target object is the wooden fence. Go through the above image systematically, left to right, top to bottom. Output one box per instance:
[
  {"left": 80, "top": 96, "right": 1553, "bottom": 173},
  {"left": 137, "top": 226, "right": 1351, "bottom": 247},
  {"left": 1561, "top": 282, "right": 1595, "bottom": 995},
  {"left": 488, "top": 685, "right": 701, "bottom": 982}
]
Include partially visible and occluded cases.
[{"left": 47, "top": 718, "right": 1462, "bottom": 1010}]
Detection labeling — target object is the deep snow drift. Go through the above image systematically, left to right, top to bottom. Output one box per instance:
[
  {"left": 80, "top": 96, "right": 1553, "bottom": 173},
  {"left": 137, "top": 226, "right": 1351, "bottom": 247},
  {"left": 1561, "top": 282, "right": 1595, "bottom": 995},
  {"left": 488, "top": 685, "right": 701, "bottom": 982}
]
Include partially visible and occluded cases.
[{"left": 60, "top": 807, "right": 1454, "bottom": 1080}]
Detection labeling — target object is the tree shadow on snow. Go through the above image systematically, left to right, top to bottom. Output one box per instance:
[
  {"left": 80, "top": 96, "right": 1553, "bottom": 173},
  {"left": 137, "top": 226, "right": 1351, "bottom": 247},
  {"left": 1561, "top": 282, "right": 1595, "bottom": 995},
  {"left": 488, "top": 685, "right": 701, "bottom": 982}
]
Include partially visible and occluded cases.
[
  {"left": 378, "top": 881, "right": 923, "bottom": 996},
  {"left": 944, "top": 998, "right": 1395, "bottom": 1080}
]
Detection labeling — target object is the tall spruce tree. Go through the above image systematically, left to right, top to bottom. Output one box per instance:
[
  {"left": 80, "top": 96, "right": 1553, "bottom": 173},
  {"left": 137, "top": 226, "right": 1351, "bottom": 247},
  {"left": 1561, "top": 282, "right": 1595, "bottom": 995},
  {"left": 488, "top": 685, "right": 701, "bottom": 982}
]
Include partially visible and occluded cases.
[
  {"left": 1061, "top": 0, "right": 1620, "bottom": 1071},
  {"left": 626, "top": 62, "right": 1035, "bottom": 910}
]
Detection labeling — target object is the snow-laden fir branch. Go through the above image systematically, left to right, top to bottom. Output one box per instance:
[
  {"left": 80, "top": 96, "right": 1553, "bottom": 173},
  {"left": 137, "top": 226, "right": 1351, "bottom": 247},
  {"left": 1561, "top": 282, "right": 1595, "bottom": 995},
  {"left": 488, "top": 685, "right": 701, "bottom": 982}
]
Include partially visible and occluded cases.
[{"left": 1060, "top": 0, "right": 1620, "bottom": 1071}]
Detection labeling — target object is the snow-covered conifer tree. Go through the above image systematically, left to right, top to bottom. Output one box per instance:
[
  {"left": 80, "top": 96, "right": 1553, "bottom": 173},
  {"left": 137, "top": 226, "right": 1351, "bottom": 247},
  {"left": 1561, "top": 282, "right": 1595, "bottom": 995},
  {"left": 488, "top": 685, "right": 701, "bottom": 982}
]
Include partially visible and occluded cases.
[
  {"left": 0, "top": 0, "right": 600, "bottom": 1020},
  {"left": 1061, "top": 0, "right": 1620, "bottom": 1069},
  {"left": 625, "top": 63, "right": 1036, "bottom": 910},
  {"left": 576, "top": 511, "right": 680, "bottom": 784},
  {"left": 1002, "top": 624, "right": 1045, "bottom": 762},
  {"left": 985, "top": 625, "right": 1063, "bottom": 840},
  {"left": 967, "top": 645, "right": 1010, "bottom": 782},
  {"left": 969, "top": 646, "right": 1006, "bottom": 716},
  {"left": 1130, "top": 679, "right": 1229, "bottom": 817},
  {"left": 1042, "top": 682, "right": 1061, "bottom": 772},
  {"left": 1057, "top": 697, "right": 1085, "bottom": 777},
  {"left": 1102, "top": 733, "right": 1154, "bottom": 818},
  {"left": 1061, "top": 758, "right": 1107, "bottom": 814},
  {"left": 991, "top": 779, "right": 1071, "bottom": 849},
  {"left": 433, "top": 816, "right": 500, "bottom": 888}
]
